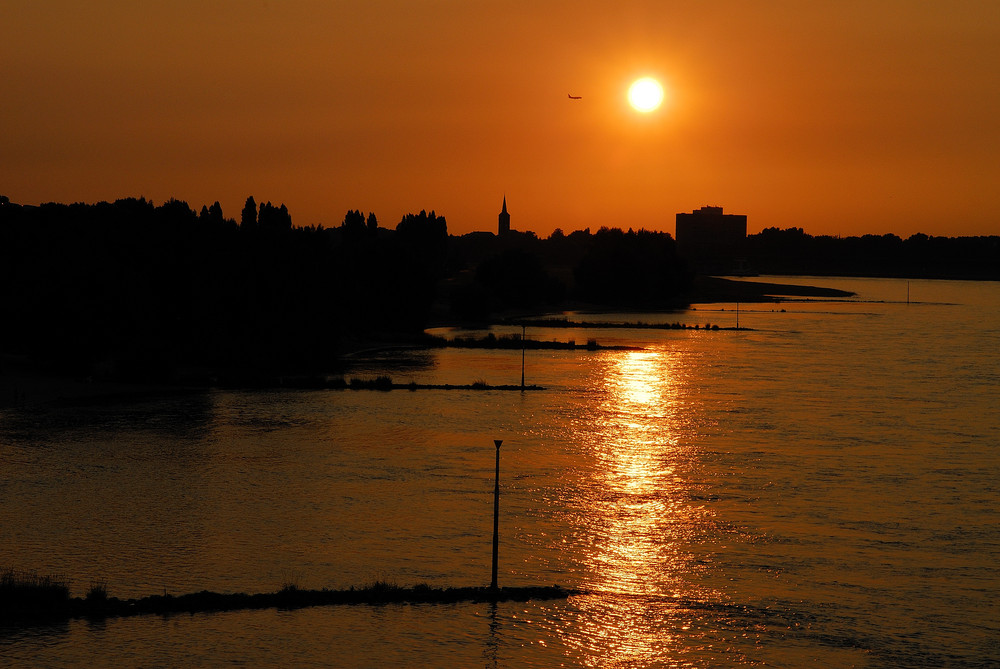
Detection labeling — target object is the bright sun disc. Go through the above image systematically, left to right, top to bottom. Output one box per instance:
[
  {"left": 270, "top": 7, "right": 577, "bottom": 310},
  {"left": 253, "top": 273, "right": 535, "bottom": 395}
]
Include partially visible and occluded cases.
[{"left": 628, "top": 77, "right": 664, "bottom": 112}]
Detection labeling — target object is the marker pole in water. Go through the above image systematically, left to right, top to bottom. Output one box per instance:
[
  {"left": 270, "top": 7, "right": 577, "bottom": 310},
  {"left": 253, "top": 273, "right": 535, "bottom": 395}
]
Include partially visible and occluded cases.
[
  {"left": 521, "top": 325, "right": 526, "bottom": 390},
  {"left": 491, "top": 439, "right": 502, "bottom": 590}
]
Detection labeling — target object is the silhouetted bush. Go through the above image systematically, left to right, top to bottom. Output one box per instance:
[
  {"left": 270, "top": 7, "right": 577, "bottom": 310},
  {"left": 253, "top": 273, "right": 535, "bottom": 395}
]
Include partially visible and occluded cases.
[
  {"left": 1, "top": 568, "right": 70, "bottom": 618},
  {"left": 86, "top": 581, "right": 109, "bottom": 602}
]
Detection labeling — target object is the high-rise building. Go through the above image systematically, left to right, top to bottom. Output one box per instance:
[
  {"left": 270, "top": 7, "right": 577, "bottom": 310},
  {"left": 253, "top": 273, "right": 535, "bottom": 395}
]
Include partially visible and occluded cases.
[{"left": 675, "top": 206, "right": 748, "bottom": 272}]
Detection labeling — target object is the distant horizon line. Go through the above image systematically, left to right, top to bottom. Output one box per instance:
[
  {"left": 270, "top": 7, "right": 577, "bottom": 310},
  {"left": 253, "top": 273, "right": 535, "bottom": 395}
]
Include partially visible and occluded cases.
[{"left": 2, "top": 195, "right": 997, "bottom": 242}]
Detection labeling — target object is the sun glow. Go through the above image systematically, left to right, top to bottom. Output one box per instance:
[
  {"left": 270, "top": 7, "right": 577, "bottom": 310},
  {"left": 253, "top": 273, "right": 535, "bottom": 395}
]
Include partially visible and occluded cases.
[{"left": 627, "top": 77, "right": 664, "bottom": 113}]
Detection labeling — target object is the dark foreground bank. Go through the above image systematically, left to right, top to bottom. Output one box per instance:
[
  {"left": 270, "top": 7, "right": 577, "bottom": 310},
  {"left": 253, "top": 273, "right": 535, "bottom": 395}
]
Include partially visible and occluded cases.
[{"left": 2, "top": 581, "right": 575, "bottom": 627}]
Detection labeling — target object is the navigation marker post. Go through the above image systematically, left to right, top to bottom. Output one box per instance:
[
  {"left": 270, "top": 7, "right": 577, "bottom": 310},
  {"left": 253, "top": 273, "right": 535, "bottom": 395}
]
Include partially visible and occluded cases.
[
  {"left": 521, "top": 325, "right": 526, "bottom": 390},
  {"left": 491, "top": 439, "right": 502, "bottom": 590}
]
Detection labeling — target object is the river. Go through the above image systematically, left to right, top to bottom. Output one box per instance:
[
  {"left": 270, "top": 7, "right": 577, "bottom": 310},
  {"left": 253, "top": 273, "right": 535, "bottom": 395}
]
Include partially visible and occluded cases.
[{"left": 2, "top": 276, "right": 998, "bottom": 667}]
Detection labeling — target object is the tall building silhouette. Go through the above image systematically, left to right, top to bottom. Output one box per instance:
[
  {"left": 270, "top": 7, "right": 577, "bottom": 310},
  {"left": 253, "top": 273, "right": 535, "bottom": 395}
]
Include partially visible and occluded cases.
[
  {"left": 498, "top": 196, "right": 510, "bottom": 236},
  {"left": 675, "top": 205, "right": 747, "bottom": 273}
]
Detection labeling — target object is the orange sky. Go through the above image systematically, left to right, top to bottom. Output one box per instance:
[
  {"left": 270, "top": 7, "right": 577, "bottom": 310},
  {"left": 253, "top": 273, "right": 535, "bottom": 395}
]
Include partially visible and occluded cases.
[{"left": 4, "top": 1, "right": 999, "bottom": 238}]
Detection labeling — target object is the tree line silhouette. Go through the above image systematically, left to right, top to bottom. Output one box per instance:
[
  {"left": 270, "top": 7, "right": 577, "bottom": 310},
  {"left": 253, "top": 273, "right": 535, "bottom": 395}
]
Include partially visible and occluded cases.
[
  {"left": 1, "top": 194, "right": 995, "bottom": 381},
  {"left": 0, "top": 197, "right": 446, "bottom": 381},
  {"left": 0, "top": 197, "right": 693, "bottom": 380},
  {"left": 447, "top": 227, "right": 690, "bottom": 321},
  {"left": 744, "top": 227, "right": 999, "bottom": 280}
]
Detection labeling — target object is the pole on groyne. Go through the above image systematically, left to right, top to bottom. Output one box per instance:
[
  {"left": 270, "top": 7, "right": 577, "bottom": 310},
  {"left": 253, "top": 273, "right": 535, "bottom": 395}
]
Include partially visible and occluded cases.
[
  {"left": 521, "top": 325, "right": 526, "bottom": 390},
  {"left": 491, "top": 439, "right": 502, "bottom": 590}
]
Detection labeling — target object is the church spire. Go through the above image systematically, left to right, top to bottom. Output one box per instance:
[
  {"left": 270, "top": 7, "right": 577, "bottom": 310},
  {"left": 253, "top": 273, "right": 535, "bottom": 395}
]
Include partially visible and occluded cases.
[{"left": 498, "top": 195, "right": 510, "bottom": 236}]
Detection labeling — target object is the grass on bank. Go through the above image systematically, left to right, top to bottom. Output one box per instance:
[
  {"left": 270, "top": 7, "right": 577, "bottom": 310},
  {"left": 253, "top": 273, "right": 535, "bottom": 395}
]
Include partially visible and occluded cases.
[
  {"left": 1, "top": 568, "right": 574, "bottom": 626},
  {"left": 1, "top": 568, "right": 71, "bottom": 617}
]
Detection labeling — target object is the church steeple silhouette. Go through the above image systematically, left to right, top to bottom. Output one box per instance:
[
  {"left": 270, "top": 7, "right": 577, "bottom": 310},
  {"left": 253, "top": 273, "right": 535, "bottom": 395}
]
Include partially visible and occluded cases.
[{"left": 498, "top": 196, "right": 510, "bottom": 236}]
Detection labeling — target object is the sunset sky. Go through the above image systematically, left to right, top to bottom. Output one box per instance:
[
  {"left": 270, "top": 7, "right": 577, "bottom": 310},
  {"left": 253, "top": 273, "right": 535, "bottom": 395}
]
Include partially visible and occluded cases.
[{"left": 4, "top": 1, "right": 999, "bottom": 238}]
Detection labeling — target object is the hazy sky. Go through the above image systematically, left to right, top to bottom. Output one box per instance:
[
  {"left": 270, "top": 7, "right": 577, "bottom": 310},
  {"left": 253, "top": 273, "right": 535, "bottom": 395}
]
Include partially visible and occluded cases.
[{"left": 4, "top": 1, "right": 999, "bottom": 237}]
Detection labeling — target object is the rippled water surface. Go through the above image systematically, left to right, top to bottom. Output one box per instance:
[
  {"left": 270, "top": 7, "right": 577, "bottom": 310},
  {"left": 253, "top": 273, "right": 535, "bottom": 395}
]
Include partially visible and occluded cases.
[{"left": 2, "top": 277, "right": 998, "bottom": 667}]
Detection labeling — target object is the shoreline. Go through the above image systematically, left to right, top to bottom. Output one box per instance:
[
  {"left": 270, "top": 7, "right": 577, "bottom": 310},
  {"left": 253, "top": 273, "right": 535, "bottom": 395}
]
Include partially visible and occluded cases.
[
  {"left": 0, "top": 275, "right": 846, "bottom": 408},
  {"left": 682, "top": 275, "right": 856, "bottom": 303},
  {"left": 2, "top": 583, "right": 576, "bottom": 627}
]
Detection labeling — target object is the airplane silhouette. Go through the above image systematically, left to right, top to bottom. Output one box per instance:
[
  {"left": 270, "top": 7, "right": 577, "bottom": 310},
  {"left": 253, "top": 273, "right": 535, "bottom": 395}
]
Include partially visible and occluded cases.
[{"left": 568, "top": 94, "right": 582, "bottom": 100}]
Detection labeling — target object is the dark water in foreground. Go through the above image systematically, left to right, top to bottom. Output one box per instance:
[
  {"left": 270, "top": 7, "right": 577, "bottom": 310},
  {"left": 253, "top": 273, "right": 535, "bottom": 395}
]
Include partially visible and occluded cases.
[{"left": 2, "top": 277, "right": 998, "bottom": 667}]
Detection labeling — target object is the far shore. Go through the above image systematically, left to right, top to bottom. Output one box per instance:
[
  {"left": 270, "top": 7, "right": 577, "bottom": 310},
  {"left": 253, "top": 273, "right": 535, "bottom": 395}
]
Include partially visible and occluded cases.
[
  {"left": 683, "top": 275, "right": 856, "bottom": 303},
  {"left": 0, "top": 276, "right": 850, "bottom": 409}
]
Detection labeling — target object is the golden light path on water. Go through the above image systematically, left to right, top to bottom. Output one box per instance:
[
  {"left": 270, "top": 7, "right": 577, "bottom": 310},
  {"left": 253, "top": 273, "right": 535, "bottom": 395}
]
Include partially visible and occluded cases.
[{"left": 563, "top": 348, "right": 722, "bottom": 666}]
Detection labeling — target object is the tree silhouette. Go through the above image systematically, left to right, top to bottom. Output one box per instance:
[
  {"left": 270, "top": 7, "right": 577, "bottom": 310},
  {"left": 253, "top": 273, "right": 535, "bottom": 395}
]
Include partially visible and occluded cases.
[
  {"left": 241, "top": 196, "right": 257, "bottom": 229},
  {"left": 207, "top": 201, "right": 226, "bottom": 226},
  {"left": 258, "top": 201, "right": 292, "bottom": 230},
  {"left": 341, "top": 209, "right": 365, "bottom": 234},
  {"left": 396, "top": 209, "right": 448, "bottom": 273},
  {"left": 573, "top": 227, "right": 686, "bottom": 307}
]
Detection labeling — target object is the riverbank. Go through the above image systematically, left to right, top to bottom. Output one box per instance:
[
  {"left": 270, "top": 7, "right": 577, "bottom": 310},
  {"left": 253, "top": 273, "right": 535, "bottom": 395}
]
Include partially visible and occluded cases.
[
  {"left": 0, "top": 275, "right": 847, "bottom": 408},
  {"left": 683, "top": 275, "right": 856, "bottom": 302},
  {"left": 506, "top": 318, "right": 748, "bottom": 331},
  {"left": 0, "top": 368, "right": 200, "bottom": 410},
  {"left": 2, "top": 578, "right": 574, "bottom": 627}
]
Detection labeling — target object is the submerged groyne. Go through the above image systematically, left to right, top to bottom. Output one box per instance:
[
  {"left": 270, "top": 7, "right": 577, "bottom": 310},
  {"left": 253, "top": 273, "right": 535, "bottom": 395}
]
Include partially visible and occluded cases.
[{"left": 2, "top": 580, "right": 575, "bottom": 626}]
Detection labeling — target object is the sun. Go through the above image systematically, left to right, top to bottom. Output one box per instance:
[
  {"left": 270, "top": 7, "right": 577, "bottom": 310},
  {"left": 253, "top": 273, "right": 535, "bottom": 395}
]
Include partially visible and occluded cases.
[{"left": 628, "top": 77, "right": 664, "bottom": 113}]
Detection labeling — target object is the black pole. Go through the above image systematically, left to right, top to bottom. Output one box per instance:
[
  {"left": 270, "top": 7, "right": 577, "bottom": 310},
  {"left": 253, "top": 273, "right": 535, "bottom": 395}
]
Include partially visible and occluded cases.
[
  {"left": 521, "top": 325, "right": 526, "bottom": 390},
  {"left": 491, "top": 439, "right": 502, "bottom": 590}
]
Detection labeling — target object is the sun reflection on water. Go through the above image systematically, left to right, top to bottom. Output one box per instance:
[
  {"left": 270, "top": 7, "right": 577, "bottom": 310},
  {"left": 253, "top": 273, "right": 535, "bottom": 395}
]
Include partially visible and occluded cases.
[{"left": 565, "top": 349, "right": 719, "bottom": 666}]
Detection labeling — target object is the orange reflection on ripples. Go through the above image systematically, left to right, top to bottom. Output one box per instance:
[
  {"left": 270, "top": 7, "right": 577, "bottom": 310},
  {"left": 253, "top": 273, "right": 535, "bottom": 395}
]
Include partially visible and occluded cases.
[{"left": 568, "top": 349, "right": 715, "bottom": 666}]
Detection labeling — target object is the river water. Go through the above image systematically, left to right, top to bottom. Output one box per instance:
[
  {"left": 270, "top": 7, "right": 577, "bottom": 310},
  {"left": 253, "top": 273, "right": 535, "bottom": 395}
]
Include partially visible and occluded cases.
[{"left": 1, "top": 277, "right": 998, "bottom": 668}]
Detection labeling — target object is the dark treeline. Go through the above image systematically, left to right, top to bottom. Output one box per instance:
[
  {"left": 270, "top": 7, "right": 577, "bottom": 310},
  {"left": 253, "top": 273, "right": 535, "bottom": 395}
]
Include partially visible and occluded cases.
[
  {"left": 14, "top": 194, "right": 994, "bottom": 382},
  {"left": 0, "top": 197, "right": 688, "bottom": 380},
  {"left": 0, "top": 198, "right": 445, "bottom": 380},
  {"left": 446, "top": 227, "right": 690, "bottom": 321},
  {"left": 745, "top": 227, "right": 1000, "bottom": 279}
]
